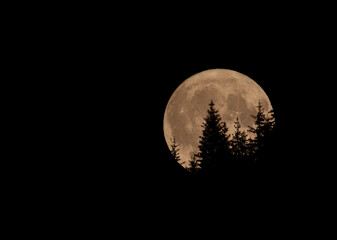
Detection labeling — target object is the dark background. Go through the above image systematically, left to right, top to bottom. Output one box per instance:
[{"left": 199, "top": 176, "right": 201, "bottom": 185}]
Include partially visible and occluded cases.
[
  {"left": 30, "top": 3, "right": 332, "bottom": 196},
  {"left": 13, "top": 4, "right": 335, "bottom": 236},
  {"left": 64, "top": 18, "right": 325, "bottom": 193},
  {"left": 71, "top": 29, "right": 332, "bottom": 232},
  {"left": 75, "top": 34, "right": 316, "bottom": 198},
  {"left": 124, "top": 39, "right": 300, "bottom": 180}
]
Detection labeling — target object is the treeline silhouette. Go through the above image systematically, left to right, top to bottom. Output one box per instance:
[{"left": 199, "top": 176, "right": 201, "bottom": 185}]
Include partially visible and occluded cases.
[{"left": 170, "top": 100, "right": 276, "bottom": 178}]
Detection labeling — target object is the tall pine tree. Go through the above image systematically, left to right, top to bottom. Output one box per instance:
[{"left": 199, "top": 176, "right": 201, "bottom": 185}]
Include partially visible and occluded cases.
[
  {"left": 195, "top": 100, "right": 231, "bottom": 175},
  {"left": 248, "top": 100, "right": 276, "bottom": 165},
  {"left": 248, "top": 100, "right": 266, "bottom": 147},
  {"left": 264, "top": 109, "right": 276, "bottom": 135},
  {"left": 231, "top": 117, "right": 249, "bottom": 164},
  {"left": 170, "top": 136, "right": 182, "bottom": 164},
  {"left": 187, "top": 155, "right": 200, "bottom": 175}
]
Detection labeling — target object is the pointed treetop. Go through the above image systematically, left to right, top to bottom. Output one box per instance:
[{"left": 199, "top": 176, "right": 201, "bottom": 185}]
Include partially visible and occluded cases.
[
  {"left": 208, "top": 99, "right": 216, "bottom": 112},
  {"left": 234, "top": 116, "right": 240, "bottom": 126},
  {"left": 170, "top": 136, "right": 181, "bottom": 163}
]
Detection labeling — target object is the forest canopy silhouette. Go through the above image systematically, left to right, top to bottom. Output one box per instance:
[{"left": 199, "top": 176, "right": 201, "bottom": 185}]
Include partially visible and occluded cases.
[{"left": 170, "top": 100, "right": 276, "bottom": 177}]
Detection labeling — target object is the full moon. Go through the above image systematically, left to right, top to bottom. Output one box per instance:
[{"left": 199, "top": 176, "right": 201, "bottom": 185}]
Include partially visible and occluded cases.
[{"left": 163, "top": 69, "right": 273, "bottom": 169}]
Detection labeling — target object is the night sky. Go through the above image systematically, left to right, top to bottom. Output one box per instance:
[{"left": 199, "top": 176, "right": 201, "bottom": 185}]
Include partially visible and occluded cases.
[
  {"left": 16, "top": 5, "right": 335, "bottom": 236},
  {"left": 53, "top": 9, "right": 328, "bottom": 202},
  {"left": 81, "top": 36, "right": 300, "bottom": 181}
]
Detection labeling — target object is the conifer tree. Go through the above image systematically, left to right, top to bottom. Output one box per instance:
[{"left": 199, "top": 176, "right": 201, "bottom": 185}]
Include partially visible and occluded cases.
[
  {"left": 196, "top": 100, "right": 231, "bottom": 175},
  {"left": 248, "top": 100, "right": 276, "bottom": 164},
  {"left": 248, "top": 100, "right": 266, "bottom": 146},
  {"left": 264, "top": 109, "right": 276, "bottom": 134},
  {"left": 231, "top": 117, "right": 249, "bottom": 162},
  {"left": 170, "top": 136, "right": 181, "bottom": 164},
  {"left": 187, "top": 155, "right": 200, "bottom": 175}
]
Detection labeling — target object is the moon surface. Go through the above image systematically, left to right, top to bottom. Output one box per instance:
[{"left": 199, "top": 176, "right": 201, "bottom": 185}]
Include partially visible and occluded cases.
[{"left": 163, "top": 69, "right": 273, "bottom": 169}]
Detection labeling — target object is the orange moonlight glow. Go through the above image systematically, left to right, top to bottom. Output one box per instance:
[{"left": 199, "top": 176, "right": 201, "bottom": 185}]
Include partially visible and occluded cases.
[{"left": 163, "top": 69, "right": 273, "bottom": 168}]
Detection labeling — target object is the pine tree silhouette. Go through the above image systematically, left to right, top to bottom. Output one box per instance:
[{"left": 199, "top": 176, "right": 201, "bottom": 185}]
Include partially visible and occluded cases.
[
  {"left": 187, "top": 100, "right": 276, "bottom": 177},
  {"left": 195, "top": 100, "right": 231, "bottom": 176},
  {"left": 248, "top": 100, "right": 276, "bottom": 166},
  {"left": 248, "top": 100, "right": 266, "bottom": 146},
  {"left": 259, "top": 108, "right": 276, "bottom": 169},
  {"left": 264, "top": 109, "right": 276, "bottom": 135},
  {"left": 230, "top": 117, "right": 249, "bottom": 166},
  {"left": 170, "top": 136, "right": 182, "bottom": 164},
  {"left": 187, "top": 155, "right": 200, "bottom": 175}
]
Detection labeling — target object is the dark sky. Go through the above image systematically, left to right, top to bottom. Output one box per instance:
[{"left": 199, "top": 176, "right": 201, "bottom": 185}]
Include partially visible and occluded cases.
[
  {"left": 24, "top": 6, "right": 334, "bottom": 232},
  {"left": 40, "top": 9, "right": 337, "bottom": 232},
  {"left": 64, "top": 15, "right": 330, "bottom": 202},
  {"left": 83, "top": 34, "right": 301, "bottom": 179},
  {"left": 124, "top": 44, "right": 288, "bottom": 182}
]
